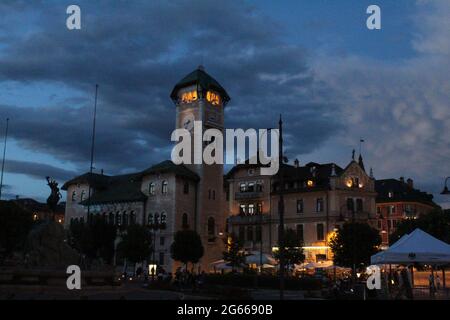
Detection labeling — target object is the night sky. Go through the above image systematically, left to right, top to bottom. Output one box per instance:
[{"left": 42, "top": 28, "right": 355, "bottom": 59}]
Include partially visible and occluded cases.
[{"left": 0, "top": 0, "right": 449, "bottom": 208}]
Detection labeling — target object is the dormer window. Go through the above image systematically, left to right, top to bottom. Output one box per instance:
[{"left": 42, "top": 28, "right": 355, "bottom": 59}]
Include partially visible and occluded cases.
[
  {"left": 181, "top": 90, "right": 198, "bottom": 103},
  {"left": 206, "top": 91, "right": 220, "bottom": 105}
]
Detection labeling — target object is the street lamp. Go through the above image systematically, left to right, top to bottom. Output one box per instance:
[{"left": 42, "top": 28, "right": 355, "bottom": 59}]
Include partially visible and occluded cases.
[
  {"left": 441, "top": 177, "right": 450, "bottom": 195},
  {"left": 147, "top": 220, "right": 166, "bottom": 280}
]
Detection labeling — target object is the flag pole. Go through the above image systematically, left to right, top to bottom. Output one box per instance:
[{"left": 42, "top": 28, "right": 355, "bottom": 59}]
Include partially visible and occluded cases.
[
  {"left": 87, "top": 85, "right": 99, "bottom": 222},
  {"left": 0, "top": 118, "right": 10, "bottom": 200}
]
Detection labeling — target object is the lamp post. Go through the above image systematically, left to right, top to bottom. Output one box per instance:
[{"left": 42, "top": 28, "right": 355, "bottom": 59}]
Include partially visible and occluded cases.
[
  {"left": 277, "top": 115, "right": 286, "bottom": 300},
  {"left": 441, "top": 177, "right": 450, "bottom": 195},
  {"left": 148, "top": 220, "right": 166, "bottom": 281}
]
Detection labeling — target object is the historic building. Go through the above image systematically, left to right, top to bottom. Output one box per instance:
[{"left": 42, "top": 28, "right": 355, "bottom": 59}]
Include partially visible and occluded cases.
[
  {"left": 63, "top": 66, "right": 228, "bottom": 272},
  {"left": 225, "top": 154, "right": 378, "bottom": 263},
  {"left": 375, "top": 177, "right": 439, "bottom": 247}
]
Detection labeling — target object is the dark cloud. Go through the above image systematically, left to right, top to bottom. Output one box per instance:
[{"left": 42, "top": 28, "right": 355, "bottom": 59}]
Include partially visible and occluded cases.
[
  {"left": 0, "top": 0, "right": 342, "bottom": 180},
  {"left": 4, "top": 159, "right": 76, "bottom": 182}
]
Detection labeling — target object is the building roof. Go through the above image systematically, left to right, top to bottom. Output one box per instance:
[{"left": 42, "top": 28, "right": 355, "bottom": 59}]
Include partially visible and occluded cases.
[
  {"left": 170, "top": 66, "right": 231, "bottom": 103},
  {"left": 64, "top": 160, "right": 199, "bottom": 206},
  {"left": 141, "top": 160, "right": 200, "bottom": 182},
  {"left": 225, "top": 161, "right": 344, "bottom": 192},
  {"left": 62, "top": 172, "right": 109, "bottom": 190},
  {"left": 80, "top": 173, "right": 146, "bottom": 205},
  {"left": 375, "top": 179, "right": 437, "bottom": 207}
]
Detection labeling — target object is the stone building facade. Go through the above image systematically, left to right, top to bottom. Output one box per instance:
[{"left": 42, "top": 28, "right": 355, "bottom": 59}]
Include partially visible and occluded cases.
[{"left": 225, "top": 155, "right": 378, "bottom": 263}]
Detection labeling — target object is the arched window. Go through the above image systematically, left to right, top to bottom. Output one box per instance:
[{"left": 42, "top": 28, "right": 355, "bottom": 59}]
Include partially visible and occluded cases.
[
  {"left": 162, "top": 181, "right": 168, "bottom": 194},
  {"left": 149, "top": 182, "right": 155, "bottom": 195},
  {"left": 80, "top": 190, "right": 86, "bottom": 202},
  {"left": 71, "top": 191, "right": 77, "bottom": 201},
  {"left": 122, "top": 211, "right": 128, "bottom": 226},
  {"left": 130, "top": 211, "right": 136, "bottom": 224},
  {"left": 109, "top": 212, "right": 114, "bottom": 225},
  {"left": 116, "top": 212, "right": 122, "bottom": 226},
  {"left": 148, "top": 213, "right": 154, "bottom": 225},
  {"left": 154, "top": 213, "right": 160, "bottom": 225},
  {"left": 182, "top": 213, "right": 189, "bottom": 229},
  {"left": 207, "top": 217, "right": 215, "bottom": 238}
]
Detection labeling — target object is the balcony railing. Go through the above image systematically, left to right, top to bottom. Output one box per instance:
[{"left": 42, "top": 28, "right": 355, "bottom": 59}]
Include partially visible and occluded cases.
[
  {"left": 234, "top": 191, "right": 264, "bottom": 200},
  {"left": 228, "top": 214, "right": 270, "bottom": 224}
]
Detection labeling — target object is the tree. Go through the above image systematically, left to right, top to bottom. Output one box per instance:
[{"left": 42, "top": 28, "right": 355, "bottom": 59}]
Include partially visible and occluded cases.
[
  {"left": 0, "top": 201, "right": 34, "bottom": 260},
  {"left": 390, "top": 209, "right": 450, "bottom": 244},
  {"left": 69, "top": 215, "right": 117, "bottom": 264},
  {"left": 330, "top": 222, "right": 381, "bottom": 268},
  {"left": 117, "top": 224, "right": 152, "bottom": 264},
  {"left": 274, "top": 228, "right": 305, "bottom": 270},
  {"left": 170, "top": 229, "right": 204, "bottom": 270},
  {"left": 222, "top": 233, "right": 245, "bottom": 271}
]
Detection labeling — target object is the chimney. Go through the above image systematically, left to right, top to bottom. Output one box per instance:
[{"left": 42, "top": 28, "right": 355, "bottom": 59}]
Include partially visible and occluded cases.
[
  {"left": 294, "top": 159, "right": 299, "bottom": 168},
  {"left": 399, "top": 177, "right": 404, "bottom": 183},
  {"left": 407, "top": 178, "right": 414, "bottom": 188}
]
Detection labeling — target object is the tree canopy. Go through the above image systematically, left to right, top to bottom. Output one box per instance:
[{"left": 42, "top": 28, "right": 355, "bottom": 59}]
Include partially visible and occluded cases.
[
  {"left": 0, "top": 201, "right": 34, "bottom": 258},
  {"left": 390, "top": 209, "right": 450, "bottom": 244},
  {"left": 330, "top": 222, "right": 381, "bottom": 268},
  {"left": 117, "top": 224, "right": 152, "bottom": 264},
  {"left": 274, "top": 228, "right": 305, "bottom": 268},
  {"left": 170, "top": 229, "right": 204, "bottom": 268},
  {"left": 222, "top": 233, "right": 245, "bottom": 270}
]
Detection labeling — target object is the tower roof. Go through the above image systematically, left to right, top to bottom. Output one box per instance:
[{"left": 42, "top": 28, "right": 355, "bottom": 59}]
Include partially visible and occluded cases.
[{"left": 170, "top": 66, "right": 230, "bottom": 103}]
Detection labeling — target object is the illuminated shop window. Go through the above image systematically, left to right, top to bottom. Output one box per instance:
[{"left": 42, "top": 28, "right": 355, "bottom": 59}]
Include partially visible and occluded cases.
[
  {"left": 181, "top": 90, "right": 198, "bottom": 103},
  {"left": 206, "top": 91, "right": 220, "bottom": 105}
]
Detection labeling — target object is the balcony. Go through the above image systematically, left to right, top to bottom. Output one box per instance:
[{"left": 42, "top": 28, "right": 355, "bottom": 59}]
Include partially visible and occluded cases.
[
  {"left": 234, "top": 191, "right": 264, "bottom": 200},
  {"left": 228, "top": 214, "right": 270, "bottom": 225}
]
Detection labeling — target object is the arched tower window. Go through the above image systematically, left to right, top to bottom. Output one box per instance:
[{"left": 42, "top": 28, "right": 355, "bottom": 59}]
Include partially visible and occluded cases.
[{"left": 71, "top": 191, "right": 77, "bottom": 201}]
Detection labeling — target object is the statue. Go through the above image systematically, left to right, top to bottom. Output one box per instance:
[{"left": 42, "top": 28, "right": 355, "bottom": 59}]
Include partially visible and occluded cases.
[{"left": 46, "top": 176, "right": 62, "bottom": 218}]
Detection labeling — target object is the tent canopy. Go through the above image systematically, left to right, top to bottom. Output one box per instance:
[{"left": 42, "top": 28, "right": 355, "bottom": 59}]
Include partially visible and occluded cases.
[{"left": 371, "top": 228, "right": 450, "bottom": 265}]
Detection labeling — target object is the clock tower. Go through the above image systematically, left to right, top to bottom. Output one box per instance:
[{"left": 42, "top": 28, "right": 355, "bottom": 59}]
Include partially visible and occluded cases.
[{"left": 170, "top": 66, "right": 230, "bottom": 271}]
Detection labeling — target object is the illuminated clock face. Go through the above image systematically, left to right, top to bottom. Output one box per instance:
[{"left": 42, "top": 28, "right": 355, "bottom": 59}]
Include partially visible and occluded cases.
[{"left": 182, "top": 113, "right": 195, "bottom": 131}]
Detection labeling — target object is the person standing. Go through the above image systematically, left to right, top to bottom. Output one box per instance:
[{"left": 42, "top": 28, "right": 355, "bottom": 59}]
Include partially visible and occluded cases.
[{"left": 429, "top": 273, "right": 436, "bottom": 299}]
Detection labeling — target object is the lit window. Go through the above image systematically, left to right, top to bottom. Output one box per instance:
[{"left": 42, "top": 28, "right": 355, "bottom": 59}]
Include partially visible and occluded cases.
[
  {"left": 181, "top": 90, "right": 198, "bottom": 103},
  {"left": 206, "top": 91, "right": 220, "bottom": 105},
  {"left": 240, "top": 183, "right": 246, "bottom": 192},
  {"left": 239, "top": 204, "right": 246, "bottom": 215},
  {"left": 248, "top": 204, "right": 255, "bottom": 215}
]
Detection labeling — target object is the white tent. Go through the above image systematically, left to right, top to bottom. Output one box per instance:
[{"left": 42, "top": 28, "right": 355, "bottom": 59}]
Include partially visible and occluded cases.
[
  {"left": 371, "top": 228, "right": 450, "bottom": 265},
  {"left": 244, "top": 251, "right": 277, "bottom": 265}
]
